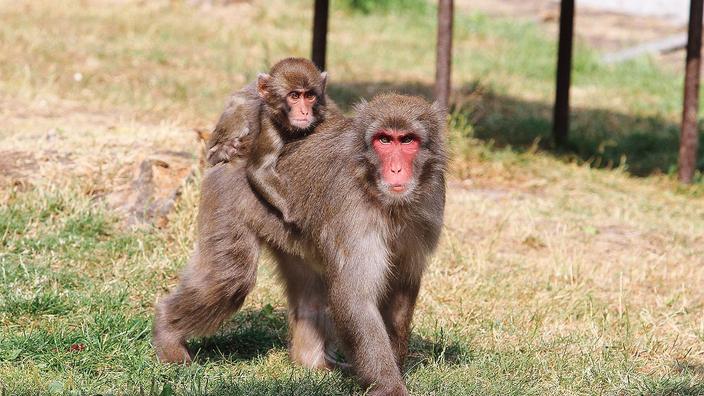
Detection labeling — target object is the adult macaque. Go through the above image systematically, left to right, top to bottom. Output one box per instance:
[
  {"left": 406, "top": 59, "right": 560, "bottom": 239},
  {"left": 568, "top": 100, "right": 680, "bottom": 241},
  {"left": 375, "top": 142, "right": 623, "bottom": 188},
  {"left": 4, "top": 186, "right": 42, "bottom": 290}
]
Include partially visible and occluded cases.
[
  {"left": 206, "top": 58, "right": 332, "bottom": 224},
  {"left": 154, "top": 94, "right": 448, "bottom": 396}
]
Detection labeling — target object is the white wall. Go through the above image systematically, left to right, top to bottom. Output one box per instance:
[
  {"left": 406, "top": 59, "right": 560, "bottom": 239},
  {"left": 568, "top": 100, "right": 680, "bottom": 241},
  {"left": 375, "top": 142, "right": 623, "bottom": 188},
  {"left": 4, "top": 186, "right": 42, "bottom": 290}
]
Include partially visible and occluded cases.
[{"left": 579, "top": 0, "right": 690, "bottom": 22}]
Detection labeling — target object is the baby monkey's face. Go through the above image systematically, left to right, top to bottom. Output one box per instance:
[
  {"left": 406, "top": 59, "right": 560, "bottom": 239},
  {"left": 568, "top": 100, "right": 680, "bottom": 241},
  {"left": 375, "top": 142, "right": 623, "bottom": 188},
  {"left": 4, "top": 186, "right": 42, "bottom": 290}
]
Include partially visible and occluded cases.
[{"left": 286, "top": 89, "right": 319, "bottom": 130}]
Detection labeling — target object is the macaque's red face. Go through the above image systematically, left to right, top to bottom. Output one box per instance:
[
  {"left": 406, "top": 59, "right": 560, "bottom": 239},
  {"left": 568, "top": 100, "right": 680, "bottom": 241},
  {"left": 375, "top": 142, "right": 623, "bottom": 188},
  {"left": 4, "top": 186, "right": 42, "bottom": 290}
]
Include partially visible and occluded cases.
[
  {"left": 286, "top": 90, "right": 318, "bottom": 129},
  {"left": 371, "top": 129, "right": 421, "bottom": 194}
]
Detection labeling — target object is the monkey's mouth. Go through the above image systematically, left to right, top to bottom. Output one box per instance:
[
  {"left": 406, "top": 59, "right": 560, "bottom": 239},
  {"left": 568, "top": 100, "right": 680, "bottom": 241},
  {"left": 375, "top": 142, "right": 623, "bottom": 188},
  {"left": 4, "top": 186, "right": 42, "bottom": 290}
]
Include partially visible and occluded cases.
[
  {"left": 290, "top": 118, "right": 313, "bottom": 128},
  {"left": 380, "top": 179, "right": 418, "bottom": 200},
  {"left": 390, "top": 184, "right": 406, "bottom": 193}
]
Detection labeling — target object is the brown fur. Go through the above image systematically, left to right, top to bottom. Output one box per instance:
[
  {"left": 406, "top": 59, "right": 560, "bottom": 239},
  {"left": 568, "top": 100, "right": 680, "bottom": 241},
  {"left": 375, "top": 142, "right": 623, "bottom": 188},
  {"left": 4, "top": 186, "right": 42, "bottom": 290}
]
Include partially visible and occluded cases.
[
  {"left": 206, "top": 58, "right": 337, "bottom": 224},
  {"left": 205, "top": 83, "right": 260, "bottom": 165},
  {"left": 153, "top": 93, "right": 448, "bottom": 395}
]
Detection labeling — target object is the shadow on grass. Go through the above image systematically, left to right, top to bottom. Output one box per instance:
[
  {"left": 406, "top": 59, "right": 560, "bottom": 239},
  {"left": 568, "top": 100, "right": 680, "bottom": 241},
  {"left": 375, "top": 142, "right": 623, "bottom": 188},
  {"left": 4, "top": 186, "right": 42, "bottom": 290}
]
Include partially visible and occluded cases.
[
  {"left": 330, "top": 80, "right": 704, "bottom": 177},
  {"left": 187, "top": 305, "right": 469, "bottom": 371},
  {"left": 189, "top": 305, "right": 288, "bottom": 363},
  {"left": 157, "top": 307, "right": 704, "bottom": 395},
  {"left": 405, "top": 331, "right": 469, "bottom": 370},
  {"left": 199, "top": 377, "right": 358, "bottom": 396}
]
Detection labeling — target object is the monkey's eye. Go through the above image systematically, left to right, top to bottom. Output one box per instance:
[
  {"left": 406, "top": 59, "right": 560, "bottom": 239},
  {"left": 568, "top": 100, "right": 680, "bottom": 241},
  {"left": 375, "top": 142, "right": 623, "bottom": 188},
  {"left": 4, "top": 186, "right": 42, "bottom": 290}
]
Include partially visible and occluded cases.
[
  {"left": 288, "top": 92, "right": 301, "bottom": 100},
  {"left": 304, "top": 92, "right": 317, "bottom": 101},
  {"left": 377, "top": 135, "right": 392, "bottom": 144},
  {"left": 400, "top": 135, "right": 416, "bottom": 144}
]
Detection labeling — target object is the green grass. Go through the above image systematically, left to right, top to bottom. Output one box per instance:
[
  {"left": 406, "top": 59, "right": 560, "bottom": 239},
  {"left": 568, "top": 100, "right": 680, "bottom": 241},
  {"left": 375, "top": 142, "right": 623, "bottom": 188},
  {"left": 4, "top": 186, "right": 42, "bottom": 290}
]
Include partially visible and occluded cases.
[
  {"left": 2, "top": 0, "right": 704, "bottom": 394},
  {"left": 340, "top": 0, "right": 430, "bottom": 14},
  {"left": 448, "top": 13, "right": 702, "bottom": 177},
  {"left": 2, "top": 183, "right": 702, "bottom": 395},
  {"left": 2, "top": 185, "right": 703, "bottom": 392},
  {"left": 0, "top": 187, "right": 537, "bottom": 395}
]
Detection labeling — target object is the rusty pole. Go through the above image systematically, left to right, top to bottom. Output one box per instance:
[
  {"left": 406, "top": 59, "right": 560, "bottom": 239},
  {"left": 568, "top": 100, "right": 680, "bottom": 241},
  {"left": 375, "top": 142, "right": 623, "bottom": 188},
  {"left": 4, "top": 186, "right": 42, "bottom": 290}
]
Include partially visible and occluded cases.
[
  {"left": 312, "top": 0, "right": 329, "bottom": 71},
  {"left": 434, "top": 0, "right": 454, "bottom": 111},
  {"left": 553, "top": 0, "right": 575, "bottom": 147},
  {"left": 678, "top": 0, "right": 703, "bottom": 183}
]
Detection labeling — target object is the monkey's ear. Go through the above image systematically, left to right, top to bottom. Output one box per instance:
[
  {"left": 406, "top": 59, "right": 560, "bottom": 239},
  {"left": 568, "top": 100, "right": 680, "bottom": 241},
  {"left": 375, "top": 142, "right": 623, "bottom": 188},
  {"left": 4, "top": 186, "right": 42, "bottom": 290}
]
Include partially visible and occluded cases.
[
  {"left": 320, "top": 71, "right": 328, "bottom": 92},
  {"left": 257, "top": 73, "right": 271, "bottom": 98},
  {"left": 352, "top": 98, "right": 368, "bottom": 114},
  {"left": 352, "top": 98, "right": 370, "bottom": 131},
  {"left": 430, "top": 100, "right": 446, "bottom": 116},
  {"left": 430, "top": 100, "right": 448, "bottom": 134}
]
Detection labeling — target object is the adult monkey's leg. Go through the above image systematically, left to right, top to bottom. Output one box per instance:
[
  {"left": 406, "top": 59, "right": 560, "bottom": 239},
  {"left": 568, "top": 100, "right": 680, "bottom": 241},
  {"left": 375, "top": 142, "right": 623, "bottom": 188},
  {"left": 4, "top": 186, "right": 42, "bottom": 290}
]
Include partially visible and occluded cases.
[
  {"left": 153, "top": 226, "right": 260, "bottom": 363},
  {"left": 326, "top": 244, "right": 408, "bottom": 396},
  {"left": 272, "top": 249, "right": 333, "bottom": 369},
  {"left": 380, "top": 273, "right": 422, "bottom": 370}
]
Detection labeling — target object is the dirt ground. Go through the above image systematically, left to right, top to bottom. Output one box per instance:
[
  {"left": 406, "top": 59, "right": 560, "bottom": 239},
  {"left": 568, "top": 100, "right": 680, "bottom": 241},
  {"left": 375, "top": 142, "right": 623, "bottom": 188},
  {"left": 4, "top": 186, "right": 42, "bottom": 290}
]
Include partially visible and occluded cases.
[{"left": 0, "top": 96, "right": 198, "bottom": 227}]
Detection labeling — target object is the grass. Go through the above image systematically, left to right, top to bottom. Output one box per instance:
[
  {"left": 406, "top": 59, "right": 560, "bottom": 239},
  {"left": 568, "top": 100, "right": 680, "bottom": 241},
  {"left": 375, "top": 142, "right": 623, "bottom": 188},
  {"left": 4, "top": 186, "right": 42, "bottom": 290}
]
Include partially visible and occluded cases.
[{"left": 1, "top": 0, "right": 704, "bottom": 394}]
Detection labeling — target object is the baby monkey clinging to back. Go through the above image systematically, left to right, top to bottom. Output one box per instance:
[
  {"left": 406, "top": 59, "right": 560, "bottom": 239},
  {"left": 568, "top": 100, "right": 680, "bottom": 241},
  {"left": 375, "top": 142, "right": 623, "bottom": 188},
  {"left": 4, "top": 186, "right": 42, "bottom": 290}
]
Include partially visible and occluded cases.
[{"left": 206, "top": 57, "right": 332, "bottom": 224}]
